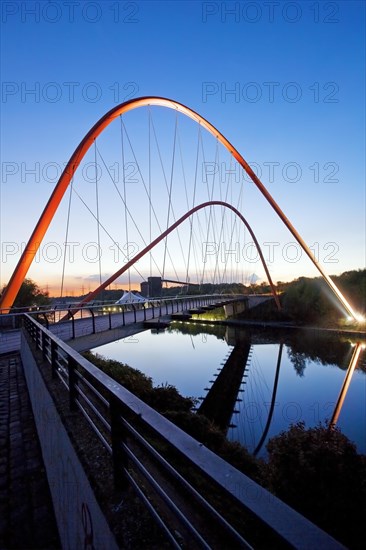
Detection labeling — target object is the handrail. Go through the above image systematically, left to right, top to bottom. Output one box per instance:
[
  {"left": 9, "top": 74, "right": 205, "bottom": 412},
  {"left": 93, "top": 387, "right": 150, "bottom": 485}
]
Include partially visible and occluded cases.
[
  {"left": 0, "top": 293, "right": 248, "bottom": 318},
  {"left": 1, "top": 294, "right": 248, "bottom": 338},
  {"left": 22, "top": 313, "right": 344, "bottom": 549}
]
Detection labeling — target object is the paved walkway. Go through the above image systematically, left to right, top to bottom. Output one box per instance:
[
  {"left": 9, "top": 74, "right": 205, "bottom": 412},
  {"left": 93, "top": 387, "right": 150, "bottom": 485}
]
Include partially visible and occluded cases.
[
  {"left": 0, "top": 331, "right": 21, "bottom": 356},
  {"left": 0, "top": 353, "right": 60, "bottom": 549}
]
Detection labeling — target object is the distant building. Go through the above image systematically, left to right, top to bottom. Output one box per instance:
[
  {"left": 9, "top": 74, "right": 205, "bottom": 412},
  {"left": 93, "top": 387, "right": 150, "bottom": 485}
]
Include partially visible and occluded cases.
[
  {"left": 140, "top": 276, "right": 162, "bottom": 297},
  {"left": 140, "top": 281, "right": 149, "bottom": 297}
]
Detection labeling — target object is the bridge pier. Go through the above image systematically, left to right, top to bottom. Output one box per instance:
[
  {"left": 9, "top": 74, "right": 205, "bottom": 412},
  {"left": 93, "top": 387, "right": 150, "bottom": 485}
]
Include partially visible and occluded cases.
[{"left": 223, "top": 299, "right": 248, "bottom": 318}]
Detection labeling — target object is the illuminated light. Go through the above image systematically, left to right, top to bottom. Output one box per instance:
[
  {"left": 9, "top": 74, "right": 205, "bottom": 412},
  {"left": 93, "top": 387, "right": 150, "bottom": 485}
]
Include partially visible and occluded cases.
[
  {"left": 355, "top": 313, "right": 365, "bottom": 323},
  {"left": 346, "top": 316, "right": 353, "bottom": 322}
]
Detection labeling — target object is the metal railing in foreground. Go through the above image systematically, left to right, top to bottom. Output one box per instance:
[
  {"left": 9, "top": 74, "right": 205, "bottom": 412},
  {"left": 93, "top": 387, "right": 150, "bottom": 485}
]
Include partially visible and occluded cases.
[{"left": 23, "top": 313, "right": 343, "bottom": 549}]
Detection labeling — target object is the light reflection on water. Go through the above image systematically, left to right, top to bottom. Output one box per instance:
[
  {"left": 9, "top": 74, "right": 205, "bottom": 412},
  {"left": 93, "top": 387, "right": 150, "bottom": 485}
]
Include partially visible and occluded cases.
[{"left": 92, "top": 325, "right": 366, "bottom": 456}]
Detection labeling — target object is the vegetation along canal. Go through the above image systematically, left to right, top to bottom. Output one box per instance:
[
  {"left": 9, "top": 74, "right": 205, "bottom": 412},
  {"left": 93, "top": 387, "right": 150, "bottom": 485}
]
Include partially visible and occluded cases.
[{"left": 91, "top": 322, "right": 366, "bottom": 457}]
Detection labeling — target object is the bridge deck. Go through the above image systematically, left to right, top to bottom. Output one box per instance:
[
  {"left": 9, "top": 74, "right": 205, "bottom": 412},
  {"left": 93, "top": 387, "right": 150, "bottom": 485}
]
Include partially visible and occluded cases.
[{"left": 0, "top": 297, "right": 248, "bottom": 355}]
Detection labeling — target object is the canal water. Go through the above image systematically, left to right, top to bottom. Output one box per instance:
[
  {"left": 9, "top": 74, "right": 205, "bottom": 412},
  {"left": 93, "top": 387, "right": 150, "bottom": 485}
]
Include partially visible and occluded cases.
[{"left": 91, "top": 322, "right": 366, "bottom": 457}]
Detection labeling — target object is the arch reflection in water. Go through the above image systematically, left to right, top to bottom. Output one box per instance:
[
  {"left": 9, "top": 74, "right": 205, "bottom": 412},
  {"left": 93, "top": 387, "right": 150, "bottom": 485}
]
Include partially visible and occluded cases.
[
  {"left": 91, "top": 325, "right": 366, "bottom": 455},
  {"left": 226, "top": 337, "right": 365, "bottom": 456},
  {"left": 329, "top": 343, "right": 363, "bottom": 428}
]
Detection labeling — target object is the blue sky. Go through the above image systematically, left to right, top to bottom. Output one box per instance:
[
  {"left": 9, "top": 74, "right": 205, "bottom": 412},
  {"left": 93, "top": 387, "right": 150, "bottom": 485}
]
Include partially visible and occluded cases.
[{"left": 1, "top": 0, "right": 365, "bottom": 296}]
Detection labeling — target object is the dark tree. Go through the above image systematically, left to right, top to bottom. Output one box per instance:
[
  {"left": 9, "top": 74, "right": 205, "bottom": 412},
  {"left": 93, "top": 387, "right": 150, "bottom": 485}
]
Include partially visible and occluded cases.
[{"left": 1, "top": 278, "right": 51, "bottom": 309}]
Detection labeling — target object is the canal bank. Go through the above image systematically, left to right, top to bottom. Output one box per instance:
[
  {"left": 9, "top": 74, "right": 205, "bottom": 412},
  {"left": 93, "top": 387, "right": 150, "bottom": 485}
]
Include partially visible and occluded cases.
[{"left": 192, "top": 317, "right": 366, "bottom": 339}]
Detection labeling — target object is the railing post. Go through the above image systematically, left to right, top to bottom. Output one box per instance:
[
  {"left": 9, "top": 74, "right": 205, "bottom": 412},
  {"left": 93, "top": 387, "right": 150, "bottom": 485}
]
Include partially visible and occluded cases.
[
  {"left": 131, "top": 304, "right": 137, "bottom": 323},
  {"left": 122, "top": 307, "right": 125, "bottom": 326},
  {"left": 90, "top": 309, "right": 96, "bottom": 334},
  {"left": 68, "top": 310, "right": 76, "bottom": 339},
  {"left": 109, "top": 311, "right": 112, "bottom": 330},
  {"left": 37, "top": 325, "right": 42, "bottom": 351},
  {"left": 42, "top": 332, "right": 47, "bottom": 360},
  {"left": 50, "top": 340, "right": 57, "bottom": 379},
  {"left": 68, "top": 357, "right": 78, "bottom": 411},
  {"left": 109, "top": 397, "right": 128, "bottom": 490}
]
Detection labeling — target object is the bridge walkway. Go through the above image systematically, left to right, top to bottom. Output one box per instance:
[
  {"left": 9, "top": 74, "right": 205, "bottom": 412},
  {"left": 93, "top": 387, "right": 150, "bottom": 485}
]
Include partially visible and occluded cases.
[
  {"left": 0, "top": 296, "right": 247, "bottom": 355},
  {"left": 0, "top": 353, "right": 60, "bottom": 549}
]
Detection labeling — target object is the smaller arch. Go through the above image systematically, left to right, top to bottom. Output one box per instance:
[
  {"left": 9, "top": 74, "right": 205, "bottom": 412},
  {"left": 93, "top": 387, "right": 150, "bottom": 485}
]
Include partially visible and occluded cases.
[{"left": 64, "top": 200, "right": 281, "bottom": 319}]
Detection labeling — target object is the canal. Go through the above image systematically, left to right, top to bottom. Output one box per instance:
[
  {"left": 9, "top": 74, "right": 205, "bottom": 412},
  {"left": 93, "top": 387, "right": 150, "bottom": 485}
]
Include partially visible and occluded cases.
[{"left": 91, "top": 322, "right": 366, "bottom": 457}]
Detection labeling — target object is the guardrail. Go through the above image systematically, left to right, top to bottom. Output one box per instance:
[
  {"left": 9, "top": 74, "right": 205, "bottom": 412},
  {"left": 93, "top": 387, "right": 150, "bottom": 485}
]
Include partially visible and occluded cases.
[
  {"left": 0, "top": 294, "right": 244, "bottom": 329},
  {"left": 22, "top": 313, "right": 343, "bottom": 549}
]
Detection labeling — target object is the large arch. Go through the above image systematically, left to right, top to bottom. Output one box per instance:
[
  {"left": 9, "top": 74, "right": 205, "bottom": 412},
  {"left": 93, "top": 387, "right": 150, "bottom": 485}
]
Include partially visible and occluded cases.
[
  {"left": 0, "top": 97, "right": 358, "bottom": 319},
  {"left": 63, "top": 200, "right": 281, "bottom": 317}
]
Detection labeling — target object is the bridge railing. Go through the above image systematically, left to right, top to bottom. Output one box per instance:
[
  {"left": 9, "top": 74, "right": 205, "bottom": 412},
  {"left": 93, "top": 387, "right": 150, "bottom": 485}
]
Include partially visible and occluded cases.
[
  {"left": 1, "top": 294, "right": 244, "bottom": 331},
  {"left": 22, "top": 312, "right": 343, "bottom": 549}
]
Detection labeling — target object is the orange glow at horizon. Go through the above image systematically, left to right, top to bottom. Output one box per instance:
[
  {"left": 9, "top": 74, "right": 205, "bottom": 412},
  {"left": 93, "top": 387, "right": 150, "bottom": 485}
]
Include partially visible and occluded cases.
[
  {"left": 33, "top": 277, "right": 201, "bottom": 298},
  {"left": 42, "top": 282, "right": 141, "bottom": 298}
]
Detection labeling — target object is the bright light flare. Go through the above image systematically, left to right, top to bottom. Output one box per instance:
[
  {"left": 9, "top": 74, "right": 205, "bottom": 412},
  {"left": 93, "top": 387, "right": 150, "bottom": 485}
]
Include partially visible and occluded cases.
[
  {"left": 346, "top": 313, "right": 365, "bottom": 324},
  {"left": 355, "top": 313, "right": 365, "bottom": 323}
]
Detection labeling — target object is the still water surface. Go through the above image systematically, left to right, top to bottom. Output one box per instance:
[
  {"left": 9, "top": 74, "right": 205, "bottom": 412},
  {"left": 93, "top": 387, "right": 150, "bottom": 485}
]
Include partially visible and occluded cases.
[{"left": 92, "top": 323, "right": 366, "bottom": 456}]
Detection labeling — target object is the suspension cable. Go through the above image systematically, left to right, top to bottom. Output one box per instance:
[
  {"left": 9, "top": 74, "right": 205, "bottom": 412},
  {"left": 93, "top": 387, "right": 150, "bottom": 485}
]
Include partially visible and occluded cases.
[
  {"left": 148, "top": 107, "right": 152, "bottom": 278},
  {"left": 149, "top": 110, "right": 187, "bottom": 280},
  {"left": 162, "top": 111, "right": 178, "bottom": 278},
  {"left": 120, "top": 116, "right": 131, "bottom": 291},
  {"left": 122, "top": 117, "right": 180, "bottom": 281},
  {"left": 185, "top": 122, "right": 201, "bottom": 288},
  {"left": 201, "top": 138, "right": 220, "bottom": 285},
  {"left": 94, "top": 139, "right": 102, "bottom": 287},
  {"left": 94, "top": 142, "right": 163, "bottom": 278},
  {"left": 213, "top": 153, "right": 233, "bottom": 285},
  {"left": 60, "top": 180, "right": 73, "bottom": 298},
  {"left": 72, "top": 186, "right": 145, "bottom": 280}
]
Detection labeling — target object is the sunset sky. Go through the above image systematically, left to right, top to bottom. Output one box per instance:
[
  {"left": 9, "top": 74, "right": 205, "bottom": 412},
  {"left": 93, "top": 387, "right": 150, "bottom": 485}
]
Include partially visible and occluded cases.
[{"left": 1, "top": 1, "right": 365, "bottom": 297}]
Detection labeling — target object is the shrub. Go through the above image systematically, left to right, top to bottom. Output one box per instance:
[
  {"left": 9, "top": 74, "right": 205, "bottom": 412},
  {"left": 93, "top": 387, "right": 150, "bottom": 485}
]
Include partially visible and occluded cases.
[
  {"left": 84, "top": 352, "right": 153, "bottom": 396},
  {"left": 144, "top": 383, "right": 195, "bottom": 414},
  {"left": 166, "top": 411, "right": 261, "bottom": 480},
  {"left": 265, "top": 422, "right": 366, "bottom": 548}
]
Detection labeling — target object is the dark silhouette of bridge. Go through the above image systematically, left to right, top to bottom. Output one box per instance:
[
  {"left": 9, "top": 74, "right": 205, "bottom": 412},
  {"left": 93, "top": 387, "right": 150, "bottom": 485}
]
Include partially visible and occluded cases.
[{"left": 197, "top": 341, "right": 251, "bottom": 431}]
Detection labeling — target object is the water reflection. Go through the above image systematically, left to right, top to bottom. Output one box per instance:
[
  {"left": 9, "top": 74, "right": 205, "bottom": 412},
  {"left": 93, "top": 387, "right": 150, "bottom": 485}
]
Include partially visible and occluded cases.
[
  {"left": 91, "top": 322, "right": 366, "bottom": 455},
  {"left": 197, "top": 340, "right": 252, "bottom": 431},
  {"left": 253, "top": 343, "right": 283, "bottom": 456},
  {"left": 329, "top": 343, "right": 363, "bottom": 428}
]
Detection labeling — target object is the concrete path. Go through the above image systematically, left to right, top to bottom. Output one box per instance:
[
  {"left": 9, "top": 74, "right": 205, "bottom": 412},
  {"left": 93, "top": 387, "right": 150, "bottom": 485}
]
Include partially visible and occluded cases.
[
  {"left": 0, "top": 330, "right": 21, "bottom": 356},
  {"left": 0, "top": 353, "right": 60, "bottom": 549}
]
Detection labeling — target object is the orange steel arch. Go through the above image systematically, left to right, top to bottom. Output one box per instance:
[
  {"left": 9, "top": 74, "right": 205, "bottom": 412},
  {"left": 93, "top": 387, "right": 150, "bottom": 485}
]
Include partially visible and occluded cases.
[
  {"left": 0, "top": 96, "right": 358, "bottom": 319},
  {"left": 63, "top": 200, "right": 281, "bottom": 318}
]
